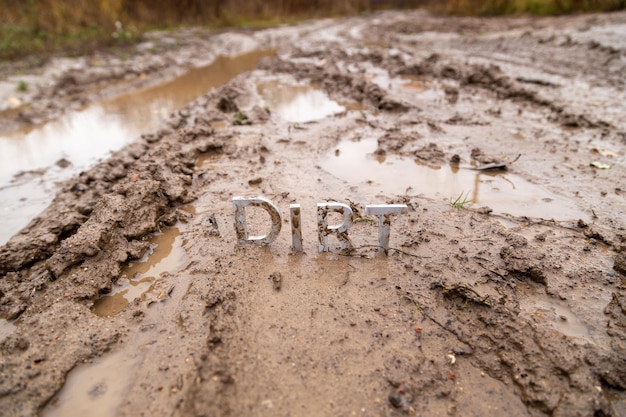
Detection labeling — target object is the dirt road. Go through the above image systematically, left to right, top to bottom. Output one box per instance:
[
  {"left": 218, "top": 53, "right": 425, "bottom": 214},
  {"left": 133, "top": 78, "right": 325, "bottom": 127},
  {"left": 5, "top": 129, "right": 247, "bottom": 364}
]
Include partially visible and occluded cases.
[{"left": 1, "top": 10, "right": 625, "bottom": 417}]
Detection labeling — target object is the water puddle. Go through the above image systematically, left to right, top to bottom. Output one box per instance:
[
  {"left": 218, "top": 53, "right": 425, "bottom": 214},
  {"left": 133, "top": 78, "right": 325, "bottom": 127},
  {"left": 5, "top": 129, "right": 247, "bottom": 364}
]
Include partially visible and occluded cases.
[
  {"left": 97, "top": 49, "right": 273, "bottom": 134},
  {"left": 0, "top": 50, "right": 273, "bottom": 245},
  {"left": 257, "top": 81, "right": 347, "bottom": 123},
  {"left": 320, "top": 137, "right": 587, "bottom": 220},
  {"left": 47, "top": 223, "right": 195, "bottom": 415},
  {"left": 93, "top": 227, "right": 188, "bottom": 317},
  {"left": 518, "top": 293, "right": 601, "bottom": 344},
  {"left": 0, "top": 319, "right": 16, "bottom": 341},
  {"left": 42, "top": 349, "right": 142, "bottom": 417}
]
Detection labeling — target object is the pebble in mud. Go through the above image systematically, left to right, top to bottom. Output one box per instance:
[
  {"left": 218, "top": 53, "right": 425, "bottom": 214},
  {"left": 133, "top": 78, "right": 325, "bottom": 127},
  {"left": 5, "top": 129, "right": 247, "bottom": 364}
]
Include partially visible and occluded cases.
[
  {"left": 614, "top": 253, "right": 626, "bottom": 276},
  {"left": 269, "top": 272, "right": 282, "bottom": 291},
  {"left": 88, "top": 382, "right": 108, "bottom": 398},
  {"left": 388, "top": 393, "right": 412, "bottom": 411}
]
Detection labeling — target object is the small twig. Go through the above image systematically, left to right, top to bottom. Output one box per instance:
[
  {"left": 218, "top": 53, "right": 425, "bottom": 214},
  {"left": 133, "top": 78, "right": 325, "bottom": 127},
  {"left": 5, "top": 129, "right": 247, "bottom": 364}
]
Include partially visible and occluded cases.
[
  {"left": 481, "top": 212, "right": 588, "bottom": 233},
  {"left": 356, "top": 245, "right": 430, "bottom": 259},
  {"left": 472, "top": 257, "right": 514, "bottom": 288},
  {"left": 341, "top": 264, "right": 356, "bottom": 286},
  {"left": 399, "top": 292, "right": 421, "bottom": 310}
]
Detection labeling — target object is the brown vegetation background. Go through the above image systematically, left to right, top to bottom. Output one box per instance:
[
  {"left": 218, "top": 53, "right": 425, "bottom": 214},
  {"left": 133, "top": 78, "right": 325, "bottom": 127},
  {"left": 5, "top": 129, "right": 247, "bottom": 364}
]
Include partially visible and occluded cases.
[
  {"left": 1, "top": 0, "right": 625, "bottom": 59},
  {"left": 3, "top": 0, "right": 426, "bottom": 35},
  {"left": 439, "top": 0, "right": 625, "bottom": 14}
]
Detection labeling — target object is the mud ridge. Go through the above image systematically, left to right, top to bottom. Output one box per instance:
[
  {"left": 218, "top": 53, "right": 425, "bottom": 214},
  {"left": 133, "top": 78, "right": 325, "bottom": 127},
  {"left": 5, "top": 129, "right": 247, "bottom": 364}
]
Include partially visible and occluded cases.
[
  {"left": 396, "top": 54, "right": 614, "bottom": 130},
  {"left": 258, "top": 55, "right": 411, "bottom": 112}
]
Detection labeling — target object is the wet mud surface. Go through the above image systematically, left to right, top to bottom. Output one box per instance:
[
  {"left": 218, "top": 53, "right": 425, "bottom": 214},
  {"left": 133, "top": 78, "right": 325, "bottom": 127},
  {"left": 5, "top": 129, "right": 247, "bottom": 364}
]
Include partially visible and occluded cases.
[{"left": 1, "top": 10, "right": 626, "bottom": 417}]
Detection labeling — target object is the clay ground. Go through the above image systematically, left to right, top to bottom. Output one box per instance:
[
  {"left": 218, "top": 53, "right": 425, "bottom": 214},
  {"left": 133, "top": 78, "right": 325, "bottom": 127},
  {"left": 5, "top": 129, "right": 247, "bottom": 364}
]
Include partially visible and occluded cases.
[{"left": 1, "top": 9, "right": 626, "bottom": 417}]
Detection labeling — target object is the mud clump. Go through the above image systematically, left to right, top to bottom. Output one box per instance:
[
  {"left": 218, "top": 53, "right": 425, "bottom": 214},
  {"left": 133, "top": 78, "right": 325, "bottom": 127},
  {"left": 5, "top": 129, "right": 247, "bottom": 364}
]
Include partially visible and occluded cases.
[
  {"left": 258, "top": 56, "right": 410, "bottom": 112},
  {"left": 323, "top": 73, "right": 409, "bottom": 112},
  {"left": 216, "top": 86, "right": 243, "bottom": 113},
  {"left": 375, "top": 131, "right": 418, "bottom": 155},
  {"left": 414, "top": 143, "right": 445, "bottom": 166},
  {"left": 471, "top": 147, "right": 501, "bottom": 165},
  {"left": 45, "top": 179, "right": 167, "bottom": 278},
  {"left": 499, "top": 233, "right": 548, "bottom": 285},
  {"left": 614, "top": 253, "right": 626, "bottom": 276},
  {"left": 269, "top": 271, "right": 282, "bottom": 291},
  {"left": 432, "top": 282, "right": 492, "bottom": 307},
  {"left": 605, "top": 293, "right": 626, "bottom": 348}
]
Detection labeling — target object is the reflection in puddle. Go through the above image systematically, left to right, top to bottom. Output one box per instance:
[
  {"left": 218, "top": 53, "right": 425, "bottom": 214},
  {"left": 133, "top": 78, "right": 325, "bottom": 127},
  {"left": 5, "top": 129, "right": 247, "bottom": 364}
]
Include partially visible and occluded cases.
[
  {"left": 0, "top": 50, "right": 273, "bottom": 245},
  {"left": 1, "top": 50, "right": 273, "bottom": 182},
  {"left": 257, "top": 82, "right": 346, "bottom": 123},
  {"left": 1, "top": 106, "right": 136, "bottom": 184},
  {"left": 321, "top": 138, "right": 586, "bottom": 220},
  {"left": 93, "top": 227, "right": 188, "bottom": 316},
  {"left": 519, "top": 294, "right": 599, "bottom": 343},
  {"left": 0, "top": 319, "right": 15, "bottom": 341},
  {"left": 42, "top": 349, "right": 142, "bottom": 417}
]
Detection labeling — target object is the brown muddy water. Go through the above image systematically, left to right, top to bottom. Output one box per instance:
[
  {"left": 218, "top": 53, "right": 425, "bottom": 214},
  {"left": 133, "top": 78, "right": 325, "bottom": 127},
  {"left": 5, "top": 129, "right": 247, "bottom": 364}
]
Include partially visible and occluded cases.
[
  {"left": 0, "top": 50, "right": 273, "bottom": 245},
  {"left": 216, "top": 80, "right": 587, "bottom": 222},
  {"left": 257, "top": 81, "right": 349, "bottom": 123},
  {"left": 321, "top": 137, "right": 588, "bottom": 220},
  {"left": 44, "top": 226, "right": 192, "bottom": 416},
  {"left": 93, "top": 226, "right": 188, "bottom": 317},
  {"left": 519, "top": 291, "right": 611, "bottom": 347},
  {"left": 41, "top": 349, "right": 143, "bottom": 417}
]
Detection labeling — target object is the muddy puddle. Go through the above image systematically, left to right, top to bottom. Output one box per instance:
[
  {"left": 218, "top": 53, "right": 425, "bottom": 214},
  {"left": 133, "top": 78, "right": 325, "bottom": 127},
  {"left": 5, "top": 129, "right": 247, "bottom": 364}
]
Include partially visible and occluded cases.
[
  {"left": 0, "top": 50, "right": 272, "bottom": 245},
  {"left": 257, "top": 81, "right": 349, "bottom": 123},
  {"left": 321, "top": 137, "right": 587, "bottom": 220},
  {"left": 44, "top": 225, "right": 194, "bottom": 416},
  {"left": 93, "top": 226, "right": 188, "bottom": 317},
  {"left": 519, "top": 292, "right": 608, "bottom": 346},
  {"left": 41, "top": 349, "right": 143, "bottom": 417}
]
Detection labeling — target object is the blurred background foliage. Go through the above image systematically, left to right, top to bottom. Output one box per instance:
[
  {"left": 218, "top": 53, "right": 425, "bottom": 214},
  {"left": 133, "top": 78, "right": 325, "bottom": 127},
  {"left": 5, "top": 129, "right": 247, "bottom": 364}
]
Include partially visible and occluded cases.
[
  {"left": 1, "top": 0, "right": 625, "bottom": 60},
  {"left": 437, "top": 0, "right": 625, "bottom": 14}
]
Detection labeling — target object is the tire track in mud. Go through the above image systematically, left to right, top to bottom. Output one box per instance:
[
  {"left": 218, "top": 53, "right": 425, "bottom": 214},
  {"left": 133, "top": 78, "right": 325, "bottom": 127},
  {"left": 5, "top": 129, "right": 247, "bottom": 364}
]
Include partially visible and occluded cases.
[{"left": 0, "top": 135, "right": 210, "bottom": 416}]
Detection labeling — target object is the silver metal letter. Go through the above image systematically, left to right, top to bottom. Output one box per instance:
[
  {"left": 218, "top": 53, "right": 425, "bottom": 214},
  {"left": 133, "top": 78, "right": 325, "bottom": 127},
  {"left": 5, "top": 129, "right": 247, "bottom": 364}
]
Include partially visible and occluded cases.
[
  {"left": 232, "top": 197, "right": 282, "bottom": 245},
  {"left": 317, "top": 202, "right": 354, "bottom": 252},
  {"left": 290, "top": 204, "right": 303, "bottom": 252},
  {"left": 365, "top": 204, "right": 408, "bottom": 254}
]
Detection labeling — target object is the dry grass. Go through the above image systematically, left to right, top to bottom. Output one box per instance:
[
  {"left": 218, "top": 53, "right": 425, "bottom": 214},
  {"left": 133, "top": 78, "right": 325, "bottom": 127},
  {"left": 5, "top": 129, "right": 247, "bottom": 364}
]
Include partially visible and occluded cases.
[
  {"left": 0, "top": 0, "right": 624, "bottom": 60},
  {"left": 0, "top": 0, "right": 392, "bottom": 60},
  {"left": 435, "top": 0, "right": 626, "bottom": 15}
]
